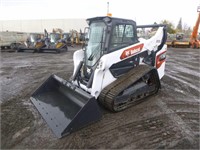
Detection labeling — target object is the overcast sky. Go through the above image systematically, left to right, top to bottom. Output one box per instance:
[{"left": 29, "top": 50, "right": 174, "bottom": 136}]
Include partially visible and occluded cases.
[{"left": 0, "top": 0, "right": 199, "bottom": 28}]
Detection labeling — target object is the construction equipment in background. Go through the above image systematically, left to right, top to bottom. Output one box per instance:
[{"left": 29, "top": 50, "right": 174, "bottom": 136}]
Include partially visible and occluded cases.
[
  {"left": 190, "top": 10, "right": 200, "bottom": 48},
  {"left": 31, "top": 16, "right": 167, "bottom": 138},
  {"left": 18, "top": 29, "right": 68, "bottom": 53},
  {"left": 22, "top": 29, "right": 48, "bottom": 52},
  {"left": 35, "top": 29, "right": 68, "bottom": 53},
  {"left": 68, "top": 29, "right": 86, "bottom": 46},
  {"left": 69, "top": 29, "right": 79, "bottom": 46},
  {"left": 79, "top": 29, "right": 86, "bottom": 45},
  {"left": 0, "top": 31, "right": 28, "bottom": 51},
  {"left": 17, "top": 33, "right": 44, "bottom": 52},
  {"left": 26, "top": 33, "right": 43, "bottom": 49},
  {"left": 54, "top": 33, "right": 69, "bottom": 52},
  {"left": 62, "top": 33, "right": 72, "bottom": 46},
  {"left": 166, "top": 33, "right": 175, "bottom": 47},
  {"left": 171, "top": 33, "right": 190, "bottom": 48}
]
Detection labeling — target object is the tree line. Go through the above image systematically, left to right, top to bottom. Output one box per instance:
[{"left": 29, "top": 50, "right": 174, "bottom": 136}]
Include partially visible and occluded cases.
[{"left": 160, "top": 18, "right": 192, "bottom": 35}]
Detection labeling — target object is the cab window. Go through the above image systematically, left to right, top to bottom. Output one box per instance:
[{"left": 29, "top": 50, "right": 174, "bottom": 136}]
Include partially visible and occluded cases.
[{"left": 110, "top": 24, "right": 137, "bottom": 50}]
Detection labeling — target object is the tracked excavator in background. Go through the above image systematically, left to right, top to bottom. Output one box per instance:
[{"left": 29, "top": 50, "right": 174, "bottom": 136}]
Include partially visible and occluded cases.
[
  {"left": 31, "top": 16, "right": 167, "bottom": 138},
  {"left": 34, "top": 28, "right": 68, "bottom": 53},
  {"left": 17, "top": 33, "right": 43, "bottom": 52}
]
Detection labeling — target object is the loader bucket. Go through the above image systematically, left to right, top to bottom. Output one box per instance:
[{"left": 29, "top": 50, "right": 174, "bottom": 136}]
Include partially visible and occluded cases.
[{"left": 30, "top": 75, "right": 102, "bottom": 138}]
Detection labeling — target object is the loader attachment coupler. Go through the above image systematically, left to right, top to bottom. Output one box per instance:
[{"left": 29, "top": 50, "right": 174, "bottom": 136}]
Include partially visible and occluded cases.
[{"left": 30, "top": 75, "right": 102, "bottom": 138}]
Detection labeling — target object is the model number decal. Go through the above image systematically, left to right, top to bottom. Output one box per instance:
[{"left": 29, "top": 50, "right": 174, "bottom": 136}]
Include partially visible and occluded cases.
[{"left": 120, "top": 43, "right": 144, "bottom": 60}]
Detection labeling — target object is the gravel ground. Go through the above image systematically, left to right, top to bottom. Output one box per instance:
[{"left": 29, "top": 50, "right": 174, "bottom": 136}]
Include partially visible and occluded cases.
[{"left": 0, "top": 47, "right": 199, "bottom": 149}]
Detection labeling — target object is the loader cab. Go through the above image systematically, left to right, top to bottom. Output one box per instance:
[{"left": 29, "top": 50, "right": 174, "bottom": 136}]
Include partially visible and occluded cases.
[
  {"left": 81, "top": 16, "right": 139, "bottom": 84},
  {"left": 85, "top": 16, "right": 138, "bottom": 67},
  {"left": 109, "top": 19, "right": 139, "bottom": 51},
  {"left": 26, "top": 33, "right": 41, "bottom": 48},
  {"left": 29, "top": 33, "right": 42, "bottom": 42},
  {"left": 50, "top": 33, "right": 61, "bottom": 43}
]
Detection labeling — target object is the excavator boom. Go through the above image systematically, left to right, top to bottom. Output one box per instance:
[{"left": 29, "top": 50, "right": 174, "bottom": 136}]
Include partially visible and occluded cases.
[
  {"left": 190, "top": 7, "right": 200, "bottom": 48},
  {"left": 191, "top": 13, "right": 200, "bottom": 40}
]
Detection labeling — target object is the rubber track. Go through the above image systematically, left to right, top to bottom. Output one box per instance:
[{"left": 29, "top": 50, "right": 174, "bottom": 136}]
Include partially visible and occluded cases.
[{"left": 98, "top": 65, "right": 159, "bottom": 112}]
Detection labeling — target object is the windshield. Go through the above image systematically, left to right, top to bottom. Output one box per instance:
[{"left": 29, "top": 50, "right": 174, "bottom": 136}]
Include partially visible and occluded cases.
[
  {"left": 85, "top": 22, "right": 106, "bottom": 67},
  {"left": 63, "top": 33, "right": 69, "bottom": 40},
  {"left": 30, "top": 34, "right": 39, "bottom": 42},
  {"left": 50, "top": 34, "right": 60, "bottom": 43}
]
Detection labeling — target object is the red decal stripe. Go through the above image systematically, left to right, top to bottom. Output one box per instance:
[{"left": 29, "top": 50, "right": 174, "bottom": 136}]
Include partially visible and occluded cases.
[{"left": 120, "top": 43, "right": 144, "bottom": 59}]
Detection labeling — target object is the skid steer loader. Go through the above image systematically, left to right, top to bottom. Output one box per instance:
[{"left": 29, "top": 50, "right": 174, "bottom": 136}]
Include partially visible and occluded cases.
[{"left": 31, "top": 16, "right": 167, "bottom": 138}]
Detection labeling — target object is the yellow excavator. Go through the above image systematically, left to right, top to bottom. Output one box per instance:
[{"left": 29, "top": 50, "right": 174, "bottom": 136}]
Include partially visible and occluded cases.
[
  {"left": 68, "top": 29, "right": 86, "bottom": 46},
  {"left": 69, "top": 29, "right": 79, "bottom": 46}
]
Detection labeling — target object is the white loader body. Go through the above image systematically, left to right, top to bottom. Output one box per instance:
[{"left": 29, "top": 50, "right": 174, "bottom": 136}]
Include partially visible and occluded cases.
[{"left": 73, "top": 26, "right": 167, "bottom": 98}]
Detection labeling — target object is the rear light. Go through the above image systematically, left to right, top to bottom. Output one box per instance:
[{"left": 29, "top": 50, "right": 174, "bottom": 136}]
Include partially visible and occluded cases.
[{"left": 156, "top": 51, "right": 166, "bottom": 68}]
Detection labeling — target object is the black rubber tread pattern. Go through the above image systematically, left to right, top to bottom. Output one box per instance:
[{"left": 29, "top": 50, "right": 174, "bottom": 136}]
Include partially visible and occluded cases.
[{"left": 98, "top": 65, "right": 160, "bottom": 112}]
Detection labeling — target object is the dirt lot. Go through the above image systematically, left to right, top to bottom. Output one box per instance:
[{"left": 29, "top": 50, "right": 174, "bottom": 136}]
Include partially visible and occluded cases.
[{"left": 1, "top": 47, "right": 199, "bottom": 149}]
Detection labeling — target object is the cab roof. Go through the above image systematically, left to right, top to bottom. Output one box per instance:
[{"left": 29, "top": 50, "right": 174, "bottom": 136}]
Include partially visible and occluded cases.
[{"left": 86, "top": 16, "right": 136, "bottom": 26}]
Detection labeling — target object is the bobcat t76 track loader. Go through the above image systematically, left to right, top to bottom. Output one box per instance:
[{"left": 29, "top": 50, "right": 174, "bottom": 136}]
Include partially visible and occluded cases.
[{"left": 31, "top": 16, "right": 167, "bottom": 138}]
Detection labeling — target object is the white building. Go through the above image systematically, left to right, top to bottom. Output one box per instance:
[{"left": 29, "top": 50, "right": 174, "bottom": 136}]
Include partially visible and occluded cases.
[{"left": 0, "top": 19, "right": 88, "bottom": 33}]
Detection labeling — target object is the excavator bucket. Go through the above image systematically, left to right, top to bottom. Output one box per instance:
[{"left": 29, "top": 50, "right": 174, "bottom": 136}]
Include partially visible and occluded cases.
[{"left": 30, "top": 75, "right": 102, "bottom": 138}]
